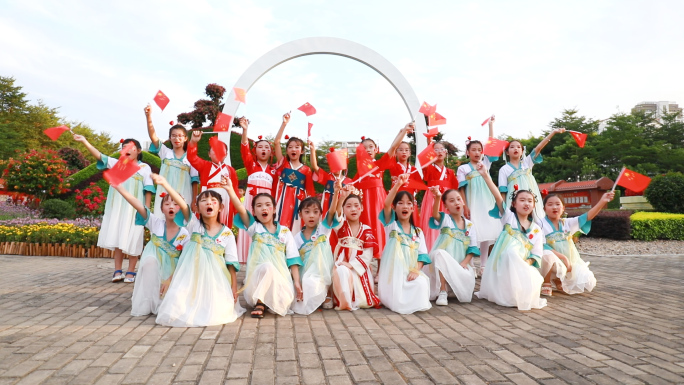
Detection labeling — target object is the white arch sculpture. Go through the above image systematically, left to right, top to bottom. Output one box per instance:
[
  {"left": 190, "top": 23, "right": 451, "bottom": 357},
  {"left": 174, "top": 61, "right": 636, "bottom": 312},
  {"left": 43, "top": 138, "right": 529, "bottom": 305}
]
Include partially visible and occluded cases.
[{"left": 218, "top": 37, "right": 428, "bottom": 168}]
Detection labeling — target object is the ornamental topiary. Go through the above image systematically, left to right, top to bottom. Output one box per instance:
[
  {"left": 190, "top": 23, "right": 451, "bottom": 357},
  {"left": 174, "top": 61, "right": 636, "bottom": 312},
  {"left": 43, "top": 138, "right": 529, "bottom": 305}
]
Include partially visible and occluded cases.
[
  {"left": 644, "top": 172, "right": 684, "bottom": 214},
  {"left": 41, "top": 199, "right": 76, "bottom": 219}
]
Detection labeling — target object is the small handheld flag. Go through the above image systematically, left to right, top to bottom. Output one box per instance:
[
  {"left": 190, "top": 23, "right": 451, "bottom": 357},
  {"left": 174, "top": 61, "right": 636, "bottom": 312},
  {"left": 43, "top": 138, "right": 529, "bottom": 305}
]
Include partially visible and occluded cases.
[
  {"left": 233, "top": 88, "right": 246, "bottom": 104},
  {"left": 153, "top": 90, "right": 170, "bottom": 111},
  {"left": 419, "top": 101, "right": 437, "bottom": 116},
  {"left": 297, "top": 102, "right": 316, "bottom": 116},
  {"left": 214, "top": 112, "right": 233, "bottom": 132},
  {"left": 428, "top": 112, "right": 446, "bottom": 126},
  {"left": 481, "top": 115, "right": 494, "bottom": 126},
  {"left": 308, "top": 122, "right": 314, "bottom": 138},
  {"left": 44, "top": 125, "right": 71, "bottom": 141},
  {"left": 423, "top": 128, "right": 439, "bottom": 141},
  {"left": 569, "top": 131, "right": 588, "bottom": 148},
  {"left": 209, "top": 136, "right": 227, "bottom": 162},
  {"left": 482, "top": 137, "right": 509, "bottom": 157},
  {"left": 417, "top": 142, "right": 437, "bottom": 168},
  {"left": 103, "top": 143, "right": 141, "bottom": 187},
  {"left": 327, "top": 148, "right": 347, "bottom": 173},
  {"left": 614, "top": 167, "right": 651, "bottom": 193}
]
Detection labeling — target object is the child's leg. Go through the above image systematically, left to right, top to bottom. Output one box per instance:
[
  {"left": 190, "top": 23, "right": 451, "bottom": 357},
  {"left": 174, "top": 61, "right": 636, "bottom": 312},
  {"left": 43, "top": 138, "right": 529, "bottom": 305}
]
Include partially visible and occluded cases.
[
  {"left": 479, "top": 241, "right": 492, "bottom": 271},
  {"left": 113, "top": 248, "right": 124, "bottom": 272},
  {"left": 127, "top": 256, "right": 138, "bottom": 273},
  {"left": 374, "top": 259, "right": 381, "bottom": 283},
  {"left": 439, "top": 271, "right": 448, "bottom": 291}
]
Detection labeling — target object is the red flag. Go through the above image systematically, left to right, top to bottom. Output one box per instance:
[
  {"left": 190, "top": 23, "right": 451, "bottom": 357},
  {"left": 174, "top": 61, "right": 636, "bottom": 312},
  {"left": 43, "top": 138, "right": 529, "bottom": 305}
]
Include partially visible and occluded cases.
[
  {"left": 233, "top": 88, "right": 246, "bottom": 103},
  {"left": 153, "top": 90, "right": 170, "bottom": 111},
  {"left": 298, "top": 102, "right": 316, "bottom": 116},
  {"left": 419, "top": 102, "right": 436, "bottom": 116},
  {"left": 214, "top": 112, "right": 233, "bottom": 132},
  {"left": 428, "top": 112, "right": 446, "bottom": 126},
  {"left": 481, "top": 115, "right": 494, "bottom": 126},
  {"left": 308, "top": 122, "right": 314, "bottom": 137},
  {"left": 44, "top": 125, "right": 70, "bottom": 141},
  {"left": 423, "top": 128, "right": 439, "bottom": 140},
  {"left": 569, "top": 131, "right": 587, "bottom": 148},
  {"left": 209, "top": 136, "right": 227, "bottom": 162},
  {"left": 482, "top": 137, "right": 509, "bottom": 157},
  {"left": 417, "top": 142, "right": 437, "bottom": 167},
  {"left": 355, "top": 143, "right": 376, "bottom": 176},
  {"left": 104, "top": 144, "right": 141, "bottom": 187},
  {"left": 327, "top": 148, "right": 347, "bottom": 173},
  {"left": 616, "top": 168, "right": 651, "bottom": 193},
  {"left": 405, "top": 178, "right": 428, "bottom": 191}
]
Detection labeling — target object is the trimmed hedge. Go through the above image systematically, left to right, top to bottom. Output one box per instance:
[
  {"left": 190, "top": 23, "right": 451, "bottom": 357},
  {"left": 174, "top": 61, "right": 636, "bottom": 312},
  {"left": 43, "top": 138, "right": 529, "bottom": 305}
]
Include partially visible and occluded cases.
[
  {"left": 67, "top": 151, "right": 162, "bottom": 192},
  {"left": 644, "top": 172, "right": 684, "bottom": 214},
  {"left": 584, "top": 210, "right": 633, "bottom": 240},
  {"left": 630, "top": 212, "right": 684, "bottom": 241}
]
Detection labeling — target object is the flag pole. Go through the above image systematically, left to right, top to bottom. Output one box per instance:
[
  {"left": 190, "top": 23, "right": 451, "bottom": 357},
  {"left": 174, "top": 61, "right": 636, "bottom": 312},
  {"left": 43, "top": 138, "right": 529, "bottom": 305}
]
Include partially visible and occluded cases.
[{"left": 612, "top": 166, "right": 626, "bottom": 192}]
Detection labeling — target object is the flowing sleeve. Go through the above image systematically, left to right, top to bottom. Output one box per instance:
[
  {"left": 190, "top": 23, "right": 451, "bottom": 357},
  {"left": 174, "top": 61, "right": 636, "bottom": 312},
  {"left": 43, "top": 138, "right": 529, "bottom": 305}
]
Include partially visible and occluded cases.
[
  {"left": 186, "top": 142, "right": 209, "bottom": 174},
  {"left": 240, "top": 142, "right": 256, "bottom": 175},
  {"left": 523, "top": 150, "right": 543, "bottom": 169},
  {"left": 96, "top": 154, "right": 118, "bottom": 170},
  {"left": 141, "top": 165, "right": 156, "bottom": 194},
  {"left": 457, "top": 165, "right": 468, "bottom": 188},
  {"left": 498, "top": 165, "right": 509, "bottom": 192},
  {"left": 135, "top": 208, "right": 163, "bottom": 232},
  {"left": 233, "top": 212, "right": 257, "bottom": 237},
  {"left": 428, "top": 212, "right": 447, "bottom": 230},
  {"left": 566, "top": 213, "right": 591, "bottom": 235},
  {"left": 466, "top": 221, "right": 480, "bottom": 256},
  {"left": 526, "top": 228, "right": 543, "bottom": 268},
  {"left": 222, "top": 229, "right": 240, "bottom": 272},
  {"left": 416, "top": 229, "right": 431, "bottom": 265},
  {"left": 283, "top": 230, "right": 303, "bottom": 267}
]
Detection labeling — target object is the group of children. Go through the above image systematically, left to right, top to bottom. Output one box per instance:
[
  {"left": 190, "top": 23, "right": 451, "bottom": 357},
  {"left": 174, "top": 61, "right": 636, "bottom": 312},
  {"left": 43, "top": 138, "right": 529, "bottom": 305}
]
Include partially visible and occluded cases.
[{"left": 72, "top": 109, "right": 614, "bottom": 327}]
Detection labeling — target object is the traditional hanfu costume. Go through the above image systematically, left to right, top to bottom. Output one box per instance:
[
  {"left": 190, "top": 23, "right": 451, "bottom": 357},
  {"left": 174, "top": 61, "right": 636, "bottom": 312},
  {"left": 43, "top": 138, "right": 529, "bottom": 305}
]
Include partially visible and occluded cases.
[
  {"left": 149, "top": 142, "right": 199, "bottom": 214},
  {"left": 498, "top": 151, "right": 544, "bottom": 220},
  {"left": 377, "top": 154, "right": 424, "bottom": 224},
  {"left": 96, "top": 155, "right": 155, "bottom": 256},
  {"left": 274, "top": 159, "right": 315, "bottom": 233},
  {"left": 351, "top": 162, "right": 387, "bottom": 259},
  {"left": 420, "top": 163, "right": 458, "bottom": 250},
  {"left": 313, "top": 168, "right": 352, "bottom": 214},
  {"left": 131, "top": 209, "right": 190, "bottom": 316},
  {"left": 475, "top": 210, "right": 547, "bottom": 311},
  {"left": 235, "top": 212, "right": 302, "bottom": 316},
  {"left": 377, "top": 212, "right": 431, "bottom": 314},
  {"left": 426, "top": 213, "right": 479, "bottom": 303},
  {"left": 541, "top": 213, "right": 596, "bottom": 294},
  {"left": 156, "top": 214, "right": 245, "bottom": 327}
]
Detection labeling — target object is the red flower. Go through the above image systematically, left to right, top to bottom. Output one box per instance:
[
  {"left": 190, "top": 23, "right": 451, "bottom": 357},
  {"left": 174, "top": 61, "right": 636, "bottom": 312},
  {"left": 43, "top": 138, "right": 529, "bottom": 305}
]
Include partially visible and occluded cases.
[
  {"left": 83, "top": 198, "right": 91, "bottom": 204},
  {"left": 176, "top": 244, "right": 183, "bottom": 251}
]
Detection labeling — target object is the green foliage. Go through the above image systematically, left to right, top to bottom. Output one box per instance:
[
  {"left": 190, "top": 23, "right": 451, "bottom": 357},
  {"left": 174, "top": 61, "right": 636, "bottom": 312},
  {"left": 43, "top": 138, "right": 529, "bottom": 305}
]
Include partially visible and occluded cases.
[
  {"left": 58, "top": 147, "right": 90, "bottom": 173},
  {"left": 2, "top": 148, "right": 71, "bottom": 199},
  {"left": 66, "top": 151, "right": 161, "bottom": 194},
  {"left": 643, "top": 172, "right": 684, "bottom": 213},
  {"left": 607, "top": 189, "right": 621, "bottom": 210},
  {"left": 41, "top": 199, "right": 75, "bottom": 219},
  {"left": 585, "top": 210, "right": 632, "bottom": 240},
  {"left": 630, "top": 212, "right": 684, "bottom": 241}
]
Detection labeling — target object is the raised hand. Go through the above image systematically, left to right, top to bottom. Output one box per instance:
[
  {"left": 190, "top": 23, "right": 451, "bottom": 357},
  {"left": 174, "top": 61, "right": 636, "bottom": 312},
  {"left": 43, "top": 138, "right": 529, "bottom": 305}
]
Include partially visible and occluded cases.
[
  {"left": 144, "top": 104, "right": 152, "bottom": 117},
  {"left": 282, "top": 112, "right": 291, "bottom": 124},
  {"left": 239, "top": 117, "right": 249, "bottom": 130},
  {"left": 404, "top": 121, "right": 415, "bottom": 134},
  {"left": 190, "top": 130, "right": 202, "bottom": 143},
  {"left": 72, "top": 134, "right": 87, "bottom": 143},
  {"left": 475, "top": 162, "right": 489, "bottom": 177},
  {"left": 150, "top": 173, "right": 168, "bottom": 187},
  {"left": 397, "top": 173, "right": 410, "bottom": 186},
  {"left": 220, "top": 176, "right": 233, "bottom": 190},
  {"left": 429, "top": 186, "right": 442, "bottom": 199},
  {"left": 602, "top": 191, "right": 615, "bottom": 203}
]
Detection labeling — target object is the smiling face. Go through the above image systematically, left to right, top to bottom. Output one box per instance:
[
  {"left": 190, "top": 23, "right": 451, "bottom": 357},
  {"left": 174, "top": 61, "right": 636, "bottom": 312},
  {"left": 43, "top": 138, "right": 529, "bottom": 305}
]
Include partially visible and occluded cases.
[
  {"left": 169, "top": 127, "right": 187, "bottom": 150},
  {"left": 362, "top": 139, "right": 378, "bottom": 157},
  {"left": 286, "top": 140, "right": 303, "bottom": 162},
  {"left": 507, "top": 140, "right": 523, "bottom": 161},
  {"left": 254, "top": 141, "right": 272, "bottom": 162},
  {"left": 396, "top": 142, "right": 411, "bottom": 162},
  {"left": 467, "top": 142, "right": 483, "bottom": 163},
  {"left": 442, "top": 190, "right": 464, "bottom": 216},
  {"left": 513, "top": 191, "right": 535, "bottom": 217},
  {"left": 197, "top": 193, "right": 222, "bottom": 219},
  {"left": 393, "top": 193, "right": 414, "bottom": 221},
  {"left": 253, "top": 195, "right": 275, "bottom": 224},
  {"left": 343, "top": 195, "right": 363, "bottom": 222},
  {"left": 544, "top": 195, "right": 564, "bottom": 220},
  {"left": 160, "top": 196, "right": 181, "bottom": 221},
  {"left": 301, "top": 205, "right": 321, "bottom": 229}
]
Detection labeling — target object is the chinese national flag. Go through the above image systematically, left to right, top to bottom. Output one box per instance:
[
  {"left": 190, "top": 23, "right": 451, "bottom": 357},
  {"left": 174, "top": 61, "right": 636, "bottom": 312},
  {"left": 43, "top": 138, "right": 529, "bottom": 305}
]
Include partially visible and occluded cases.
[
  {"left": 233, "top": 87, "right": 247, "bottom": 103},
  {"left": 153, "top": 90, "right": 170, "bottom": 111},
  {"left": 419, "top": 101, "right": 436, "bottom": 116},
  {"left": 298, "top": 102, "right": 316, "bottom": 116},
  {"left": 214, "top": 112, "right": 233, "bottom": 132},
  {"left": 428, "top": 112, "right": 446, "bottom": 126},
  {"left": 481, "top": 115, "right": 493, "bottom": 126},
  {"left": 308, "top": 122, "right": 314, "bottom": 137},
  {"left": 44, "top": 125, "right": 70, "bottom": 141},
  {"left": 423, "top": 127, "right": 439, "bottom": 140},
  {"left": 569, "top": 131, "right": 587, "bottom": 148},
  {"left": 209, "top": 136, "right": 227, "bottom": 162},
  {"left": 482, "top": 137, "right": 509, "bottom": 157},
  {"left": 417, "top": 142, "right": 437, "bottom": 168},
  {"left": 104, "top": 143, "right": 141, "bottom": 187},
  {"left": 355, "top": 143, "right": 376, "bottom": 176},
  {"left": 327, "top": 148, "right": 347, "bottom": 173},
  {"left": 617, "top": 168, "right": 651, "bottom": 193},
  {"left": 405, "top": 178, "right": 428, "bottom": 191}
]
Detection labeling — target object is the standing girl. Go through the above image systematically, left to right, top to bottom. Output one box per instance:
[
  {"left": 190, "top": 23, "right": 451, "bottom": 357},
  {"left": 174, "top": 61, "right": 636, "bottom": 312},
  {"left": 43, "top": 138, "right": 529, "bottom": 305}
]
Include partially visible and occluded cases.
[
  {"left": 144, "top": 105, "right": 199, "bottom": 214},
  {"left": 73, "top": 134, "right": 155, "bottom": 283},
  {"left": 420, "top": 141, "right": 459, "bottom": 250},
  {"left": 475, "top": 163, "right": 547, "bottom": 311},
  {"left": 377, "top": 174, "right": 431, "bottom": 314},
  {"left": 155, "top": 176, "right": 244, "bottom": 327},
  {"left": 427, "top": 187, "right": 479, "bottom": 306},
  {"left": 540, "top": 192, "right": 614, "bottom": 295}
]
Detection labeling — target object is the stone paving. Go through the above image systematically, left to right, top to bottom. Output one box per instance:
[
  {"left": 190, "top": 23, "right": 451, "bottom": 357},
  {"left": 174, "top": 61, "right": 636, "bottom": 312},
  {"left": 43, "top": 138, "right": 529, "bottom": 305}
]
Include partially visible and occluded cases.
[{"left": 0, "top": 254, "right": 682, "bottom": 385}]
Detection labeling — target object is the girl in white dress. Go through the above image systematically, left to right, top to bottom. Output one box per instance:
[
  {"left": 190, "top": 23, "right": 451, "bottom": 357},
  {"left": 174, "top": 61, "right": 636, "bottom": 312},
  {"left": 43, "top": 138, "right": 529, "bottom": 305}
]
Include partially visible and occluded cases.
[
  {"left": 144, "top": 104, "right": 199, "bottom": 214},
  {"left": 457, "top": 118, "right": 501, "bottom": 275},
  {"left": 73, "top": 134, "right": 155, "bottom": 283},
  {"left": 475, "top": 163, "right": 547, "bottom": 311},
  {"left": 377, "top": 174, "right": 431, "bottom": 314},
  {"left": 155, "top": 176, "right": 245, "bottom": 327},
  {"left": 108, "top": 178, "right": 190, "bottom": 316},
  {"left": 291, "top": 184, "right": 342, "bottom": 314},
  {"left": 229, "top": 186, "right": 303, "bottom": 318},
  {"left": 426, "top": 187, "right": 479, "bottom": 306},
  {"left": 540, "top": 191, "right": 614, "bottom": 296}
]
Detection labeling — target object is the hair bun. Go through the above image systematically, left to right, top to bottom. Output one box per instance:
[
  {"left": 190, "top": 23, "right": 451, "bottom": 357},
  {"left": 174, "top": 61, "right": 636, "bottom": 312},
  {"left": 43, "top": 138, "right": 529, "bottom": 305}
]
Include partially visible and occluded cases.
[
  {"left": 169, "top": 121, "right": 174, "bottom": 126},
  {"left": 284, "top": 135, "right": 290, "bottom": 140},
  {"left": 361, "top": 136, "right": 365, "bottom": 140}
]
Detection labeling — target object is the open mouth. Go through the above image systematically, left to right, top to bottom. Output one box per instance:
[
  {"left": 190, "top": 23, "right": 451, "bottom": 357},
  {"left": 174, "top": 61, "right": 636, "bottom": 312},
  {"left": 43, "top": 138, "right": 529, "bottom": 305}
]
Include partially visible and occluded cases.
[
  {"left": 260, "top": 151, "right": 267, "bottom": 157},
  {"left": 206, "top": 207, "right": 214, "bottom": 214},
  {"left": 168, "top": 210, "right": 175, "bottom": 216},
  {"left": 401, "top": 210, "right": 410, "bottom": 216},
  {"left": 261, "top": 212, "right": 269, "bottom": 219}
]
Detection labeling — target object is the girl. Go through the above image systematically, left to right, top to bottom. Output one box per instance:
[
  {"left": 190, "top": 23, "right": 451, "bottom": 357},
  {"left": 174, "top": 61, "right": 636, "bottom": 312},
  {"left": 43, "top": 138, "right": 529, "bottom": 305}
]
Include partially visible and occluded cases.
[
  {"left": 144, "top": 104, "right": 199, "bottom": 214},
  {"left": 274, "top": 113, "right": 315, "bottom": 233},
  {"left": 238, "top": 117, "right": 277, "bottom": 264},
  {"left": 457, "top": 118, "right": 501, "bottom": 275},
  {"left": 498, "top": 124, "right": 565, "bottom": 219},
  {"left": 187, "top": 130, "right": 239, "bottom": 227},
  {"left": 73, "top": 134, "right": 155, "bottom": 283},
  {"left": 309, "top": 141, "right": 352, "bottom": 215},
  {"left": 420, "top": 141, "right": 459, "bottom": 251},
  {"left": 475, "top": 163, "right": 547, "bottom": 311},
  {"left": 378, "top": 174, "right": 431, "bottom": 314},
  {"left": 155, "top": 175, "right": 244, "bottom": 327},
  {"left": 108, "top": 178, "right": 190, "bottom": 316},
  {"left": 230, "top": 185, "right": 303, "bottom": 318},
  {"left": 291, "top": 186, "right": 342, "bottom": 314},
  {"left": 331, "top": 186, "right": 381, "bottom": 311},
  {"left": 427, "top": 187, "right": 479, "bottom": 306},
  {"left": 540, "top": 191, "right": 614, "bottom": 295}
]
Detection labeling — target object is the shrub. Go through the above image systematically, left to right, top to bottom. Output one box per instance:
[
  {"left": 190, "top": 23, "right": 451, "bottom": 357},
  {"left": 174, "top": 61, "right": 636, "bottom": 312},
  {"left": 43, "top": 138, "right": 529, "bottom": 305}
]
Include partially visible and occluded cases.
[
  {"left": 58, "top": 147, "right": 90, "bottom": 174},
  {"left": 2, "top": 148, "right": 71, "bottom": 199},
  {"left": 67, "top": 150, "right": 161, "bottom": 192},
  {"left": 644, "top": 172, "right": 684, "bottom": 214},
  {"left": 74, "top": 182, "right": 106, "bottom": 217},
  {"left": 41, "top": 199, "right": 75, "bottom": 219},
  {"left": 584, "top": 210, "right": 632, "bottom": 240},
  {"left": 630, "top": 212, "right": 684, "bottom": 241},
  {"left": 0, "top": 223, "right": 99, "bottom": 247}
]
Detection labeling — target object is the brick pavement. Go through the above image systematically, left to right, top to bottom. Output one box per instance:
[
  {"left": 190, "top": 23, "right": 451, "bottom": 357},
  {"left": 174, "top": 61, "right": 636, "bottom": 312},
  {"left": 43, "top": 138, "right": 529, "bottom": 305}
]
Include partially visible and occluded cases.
[{"left": 0, "top": 254, "right": 682, "bottom": 384}]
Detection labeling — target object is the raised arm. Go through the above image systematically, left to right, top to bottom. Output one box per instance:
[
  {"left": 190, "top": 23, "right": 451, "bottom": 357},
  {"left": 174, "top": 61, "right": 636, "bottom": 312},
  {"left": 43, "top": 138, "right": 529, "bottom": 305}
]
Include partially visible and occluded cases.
[
  {"left": 144, "top": 104, "right": 160, "bottom": 148},
  {"left": 273, "top": 112, "right": 290, "bottom": 162},
  {"left": 488, "top": 115, "right": 495, "bottom": 138},
  {"left": 239, "top": 117, "right": 250, "bottom": 145},
  {"left": 386, "top": 122, "right": 414, "bottom": 157},
  {"left": 533, "top": 127, "right": 565, "bottom": 156},
  {"left": 72, "top": 134, "right": 102, "bottom": 161},
  {"left": 308, "top": 140, "right": 319, "bottom": 173},
  {"left": 477, "top": 162, "right": 504, "bottom": 213},
  {"left": 151, "top": 173, "right": 190, "bottom": 221},
  {"left": 383, "top": 173, "right": 408, "bottom": 223},
  {"left": 222, "top": 175, "right": 249, "bottom": 225},
  {"left": 327, "top": 179, "right": 343, "bottom": 226},
  {"left": 111, "top": 183, "right": 147, "bottom": 219},
  {"left": 429, "top": 186, "right": 443, "bottom": 222},
  {"left": 586, "top": 191, "right": 615, "bottom": 221}
]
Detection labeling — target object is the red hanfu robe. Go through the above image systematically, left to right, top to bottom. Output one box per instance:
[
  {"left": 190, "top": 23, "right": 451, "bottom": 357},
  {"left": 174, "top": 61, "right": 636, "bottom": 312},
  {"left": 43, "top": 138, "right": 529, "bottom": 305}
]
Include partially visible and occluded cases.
[
  {"left": 274, "top": 159, "right": 315, "bottom": 232},
  {"left": 419, "top": 163, "right": 458, "bottom": 250}
]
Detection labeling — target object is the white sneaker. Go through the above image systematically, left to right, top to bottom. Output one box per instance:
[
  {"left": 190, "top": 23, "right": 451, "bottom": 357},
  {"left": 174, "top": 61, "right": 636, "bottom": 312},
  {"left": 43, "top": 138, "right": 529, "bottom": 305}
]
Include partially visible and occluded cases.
[{"left": 436, "top": 291, "right": 448, "bottom": 306}]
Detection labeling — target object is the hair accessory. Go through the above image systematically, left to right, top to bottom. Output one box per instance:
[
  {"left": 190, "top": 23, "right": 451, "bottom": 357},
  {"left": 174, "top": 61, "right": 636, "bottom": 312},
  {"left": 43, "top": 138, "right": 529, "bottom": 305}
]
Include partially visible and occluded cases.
[
  {"left": 169, "top": 121, "right": 174, "bottom": 126},
  {"left": 258, "top": 135, "right": 263, "bottom": 140},
  {"left": 284, "top": 135, "right": 290, "bottom": 140},
  {"left": 361, "top": 136, "right": 365, "bottom": 141},
  {"left": 465, "top": 137, "right": 471, "bottom": 147},
  {"left": 119, "top": 138, "right": 124, "bottom": 143},
  {"left": 329, "top": 147, "right": 335, "bottom": 152},
  {"left": 514, "top": 184, "right": 519, "bottom": 191},
  {"left": 348, "top": 185, "right": 363, "bottom": 199},
  {"left": 541, "top": 189, "right": 548, "bottom": 195},
  {"left": 159, "top": 192, "right": 167, "bottom": 198}
]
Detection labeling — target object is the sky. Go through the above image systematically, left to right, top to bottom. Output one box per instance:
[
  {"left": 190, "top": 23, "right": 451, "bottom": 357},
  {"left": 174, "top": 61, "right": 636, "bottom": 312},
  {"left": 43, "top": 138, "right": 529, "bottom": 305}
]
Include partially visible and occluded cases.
[{"left": 2, "top": 0, "right": 684, "bottom": 156}]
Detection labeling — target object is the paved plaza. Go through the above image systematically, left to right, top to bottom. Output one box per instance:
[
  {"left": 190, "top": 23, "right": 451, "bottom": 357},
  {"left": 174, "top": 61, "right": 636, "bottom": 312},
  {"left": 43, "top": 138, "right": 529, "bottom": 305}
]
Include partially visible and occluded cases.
[{"left": 0, "top": 254, "right": 682, "bottom": 385}]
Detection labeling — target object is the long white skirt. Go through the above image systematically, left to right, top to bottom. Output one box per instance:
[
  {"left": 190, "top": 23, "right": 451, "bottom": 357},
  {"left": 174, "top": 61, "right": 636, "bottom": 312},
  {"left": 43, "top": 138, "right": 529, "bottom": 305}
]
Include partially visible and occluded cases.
[
  {"left": 98, "top": 192, "right": 144, "bottom": 256},
  {"left": 428, "top": 250, "right": 476, "bottom": 303},
  {"left": 540, "top": 251, "right": 568, "bottom": 283},
  {"left": 130, "top": 255, "right": 161, "bottom": 316},
  {"left": 562, "top": 258, "right": 596, "bottom": 294},
  {"left": 243, "top": 263, "right": 295, "bottom": 316},
  {"left": 378, "top": 267, "right": 431, "bottom": 315},
  {"left": 291, "top": 271, "right": 329, "bottom": 315}
]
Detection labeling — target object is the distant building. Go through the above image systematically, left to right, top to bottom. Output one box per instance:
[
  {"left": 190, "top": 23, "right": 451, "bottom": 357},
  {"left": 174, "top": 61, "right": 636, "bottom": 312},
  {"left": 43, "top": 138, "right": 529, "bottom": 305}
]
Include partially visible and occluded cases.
[
  {"left": 632, "top": 101, "right": 683, "bottom": 122},
  {"left": 333, "top": 141, "right": 361, "bottom": 154},
  {"left": 538, "top": 177, "right": 614, "bottom": 209}
]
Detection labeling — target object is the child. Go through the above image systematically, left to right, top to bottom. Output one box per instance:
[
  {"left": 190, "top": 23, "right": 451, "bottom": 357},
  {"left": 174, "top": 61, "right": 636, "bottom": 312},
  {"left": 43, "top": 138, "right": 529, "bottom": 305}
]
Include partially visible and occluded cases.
[
  {"left": 144, "top": 104, "right": 199, "bottom": 214},
  {"left": 273, "top": 113, "right": 315, "bottom": 233},
  {"left": 238, "top": 117, "right": 277, "bottom": 264},
  {"left": 457, "top": 118, "right": 501, "bottom": 275},
  {"left": 498, "top": 124, "right": 565, "bottom": 219},
  {"left": 187, "top": 130, "right": 238, "bottom": 227},
  {"left": 73, "top": 134, "right": 155, "bottom": 283},
  {"left": 309, "top": 141, "right": 352, "bottom": 214},
  {"left": 420, "top": 141, "right": 459, "bottom": 250},
  {"left": 475, "top": 163, "right": 547, "bottom": 311},
  {"left": 377, "top": 174, "right": 431, "bottom": 314},
  {"left": 155, "top": 176, "right": 244, "bottom": 327},
  {"left": 108, "top": 178, "right": 190, "bottom": 316},
  {"left": 229, "top": 186, "right": 303, "bottom": 318},
  {"left": 331, "top": 186, "right": 381, "bottom": 310},
  {"left": 291, "top": 187, "right": 342, "bottom": 314},
  {"left": 427, "top": 187, "right": 479, "bottom": 306},
  {"left": 540, "top": 191, "right": 614, "bottom": 295}
]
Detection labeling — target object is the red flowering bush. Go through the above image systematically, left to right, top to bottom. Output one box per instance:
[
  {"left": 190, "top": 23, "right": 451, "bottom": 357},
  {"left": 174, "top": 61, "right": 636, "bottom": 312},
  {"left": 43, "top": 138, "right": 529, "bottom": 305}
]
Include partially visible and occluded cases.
[
  {"left": 2, "top": 149, "right": 71, "bottom": 199},
  {"left": 74, "top": 182, "right": 106, "bottom": 217}
]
